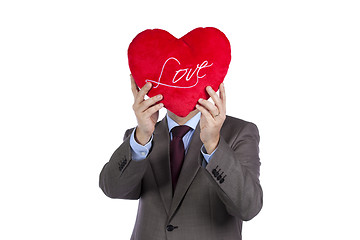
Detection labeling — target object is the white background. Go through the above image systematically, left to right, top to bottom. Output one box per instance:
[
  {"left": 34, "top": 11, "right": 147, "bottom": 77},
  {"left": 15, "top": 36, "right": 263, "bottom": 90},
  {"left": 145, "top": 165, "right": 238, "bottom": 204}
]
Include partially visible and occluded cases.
[{"left": 1, "top": 0, "right": 359, "bottom": 239}]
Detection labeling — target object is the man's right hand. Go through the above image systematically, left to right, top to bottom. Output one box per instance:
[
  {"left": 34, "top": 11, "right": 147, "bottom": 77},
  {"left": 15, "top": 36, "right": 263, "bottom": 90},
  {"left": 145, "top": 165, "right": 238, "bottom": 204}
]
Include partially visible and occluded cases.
[{"left": 130, "top": 75, "right": 163, "bottom": 145}]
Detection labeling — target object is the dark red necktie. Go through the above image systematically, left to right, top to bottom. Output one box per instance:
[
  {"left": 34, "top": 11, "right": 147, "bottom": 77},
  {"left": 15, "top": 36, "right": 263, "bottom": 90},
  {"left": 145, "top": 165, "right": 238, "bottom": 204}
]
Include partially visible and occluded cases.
[{"left": 170, "top": 125, "right": 191, "bottom": 193}]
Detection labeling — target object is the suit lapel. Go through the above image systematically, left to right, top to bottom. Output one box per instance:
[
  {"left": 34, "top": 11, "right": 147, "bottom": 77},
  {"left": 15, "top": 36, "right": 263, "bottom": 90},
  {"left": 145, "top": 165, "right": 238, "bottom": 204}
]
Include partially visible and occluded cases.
[
  {"left": 149, "top": 117, "right": 172, "bottom": 215},
  {"left": 169, "top": 123, "right": 202, "bottom": 218}
]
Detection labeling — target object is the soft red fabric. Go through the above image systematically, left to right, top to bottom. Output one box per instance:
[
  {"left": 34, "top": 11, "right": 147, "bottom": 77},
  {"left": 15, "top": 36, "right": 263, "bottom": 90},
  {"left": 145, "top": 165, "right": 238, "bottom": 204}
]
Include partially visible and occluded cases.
[{"left": 128, "top": 27, "right": 231, "bottom": 117}]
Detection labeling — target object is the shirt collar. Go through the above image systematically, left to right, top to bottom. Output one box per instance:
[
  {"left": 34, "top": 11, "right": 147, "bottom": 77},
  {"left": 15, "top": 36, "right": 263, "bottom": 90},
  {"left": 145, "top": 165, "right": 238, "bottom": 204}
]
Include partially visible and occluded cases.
[{"left": 166, "top": 112, "right": 201, "bottom": 133}]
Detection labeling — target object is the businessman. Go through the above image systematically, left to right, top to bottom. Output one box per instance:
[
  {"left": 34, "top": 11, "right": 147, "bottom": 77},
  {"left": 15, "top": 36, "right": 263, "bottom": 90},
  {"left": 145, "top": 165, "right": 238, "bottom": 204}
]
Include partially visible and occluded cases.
[{"left": 99, "top": 75, "right": 263, "bottom": 240}]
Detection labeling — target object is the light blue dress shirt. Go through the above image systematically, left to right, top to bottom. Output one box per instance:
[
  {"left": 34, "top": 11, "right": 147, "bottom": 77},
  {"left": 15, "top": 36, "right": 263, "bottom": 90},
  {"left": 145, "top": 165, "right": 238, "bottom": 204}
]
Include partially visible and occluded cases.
[{"left": 129, "top": 112, "right": 216, "bottom": 164}]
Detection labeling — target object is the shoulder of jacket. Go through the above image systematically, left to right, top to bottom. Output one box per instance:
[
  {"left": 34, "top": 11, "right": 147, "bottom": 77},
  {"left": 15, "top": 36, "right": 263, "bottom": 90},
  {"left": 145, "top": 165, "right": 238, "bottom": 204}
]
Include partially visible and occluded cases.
[
  {"left": 223, "top": 115, "right": 256, "bottom": 128},
  {"left": 223, "top": 115, "right": 259, "bottom": 134},
  {"left": 222, "top": 116, "right": 260, "bottom": 144},
  {"left": 123, "top": 118, "right": 164, "bottom": 142},
  {"left": 123, "top": 127, "right": 135, "bottom": 141}
]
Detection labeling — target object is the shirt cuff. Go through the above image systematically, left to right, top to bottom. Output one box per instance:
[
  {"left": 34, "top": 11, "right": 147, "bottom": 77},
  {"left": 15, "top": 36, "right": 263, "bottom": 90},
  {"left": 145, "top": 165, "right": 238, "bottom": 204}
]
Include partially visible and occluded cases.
[
  {"left": 129, "top": 128, "right": 153, "bottom": 161},
  {"left": 200, "top": 145, "right": 217, "bottom": 164}
]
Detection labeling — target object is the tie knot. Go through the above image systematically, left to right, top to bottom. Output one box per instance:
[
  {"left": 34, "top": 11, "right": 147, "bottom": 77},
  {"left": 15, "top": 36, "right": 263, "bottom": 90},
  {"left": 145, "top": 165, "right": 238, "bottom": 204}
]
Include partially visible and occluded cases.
[{"left": 171, "top": 125, "right": 192, "bottom": 138}]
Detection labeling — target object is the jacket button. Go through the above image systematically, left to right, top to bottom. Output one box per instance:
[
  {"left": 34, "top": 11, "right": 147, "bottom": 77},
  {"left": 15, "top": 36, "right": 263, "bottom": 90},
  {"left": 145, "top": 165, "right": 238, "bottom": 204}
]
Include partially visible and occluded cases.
[
  {"left": 219, "top": 175, "right": 226, "bottom": 184},
  {"left": 166, "top": 225, "right": 177, "bottom": 231}
]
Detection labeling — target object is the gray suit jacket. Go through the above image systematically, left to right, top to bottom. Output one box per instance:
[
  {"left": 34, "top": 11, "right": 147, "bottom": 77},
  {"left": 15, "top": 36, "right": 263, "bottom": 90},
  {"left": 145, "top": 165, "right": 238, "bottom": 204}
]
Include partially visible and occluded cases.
[{"left": 99, "top": 115, "right": 262, "bottom": 240}]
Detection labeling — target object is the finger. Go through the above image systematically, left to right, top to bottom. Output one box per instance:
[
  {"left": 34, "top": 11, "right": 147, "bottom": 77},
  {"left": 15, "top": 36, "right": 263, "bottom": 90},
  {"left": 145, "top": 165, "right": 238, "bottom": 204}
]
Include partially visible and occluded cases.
[
  {"left": 130, "top": 74, "right": 140, "bottom": 98},
  {"left": 135, "top": 82, "right": 152, "bottom": 105},
  {"left": 219, "top": 83, "right": 226, "bottom": 112},
  {"left": 206, "top": 86, "right": 224, "bottom": 114},
  {"left": 138, "top": 94, "right": 163, "bottom": 112},
  {"left": 198, "top": 98, "right": 219, "bottom": 117},
  {"left": 143, "top": 102, "right": 164, "bottom": 118},
  {"left": 196, "top": 103, "right": 215, "bottom": 122}
]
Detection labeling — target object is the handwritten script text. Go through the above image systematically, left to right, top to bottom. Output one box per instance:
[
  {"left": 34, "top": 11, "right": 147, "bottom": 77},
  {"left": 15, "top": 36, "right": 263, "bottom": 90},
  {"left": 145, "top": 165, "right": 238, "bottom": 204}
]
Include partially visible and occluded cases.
[{"left": 146, "top": 57, "right": 213, "bottom": 88}]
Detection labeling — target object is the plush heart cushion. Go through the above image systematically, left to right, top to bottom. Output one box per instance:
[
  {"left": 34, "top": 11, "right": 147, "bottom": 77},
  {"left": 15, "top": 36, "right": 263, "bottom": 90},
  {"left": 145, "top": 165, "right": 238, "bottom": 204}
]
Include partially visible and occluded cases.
[{"left": 128, "top": 27, "right": 231, "bottom": 117}]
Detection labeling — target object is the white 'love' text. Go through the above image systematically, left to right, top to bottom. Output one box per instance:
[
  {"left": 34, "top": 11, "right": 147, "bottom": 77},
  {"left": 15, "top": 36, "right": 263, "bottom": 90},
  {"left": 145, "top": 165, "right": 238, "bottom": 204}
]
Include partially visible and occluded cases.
[{"left": 146, "top": 57, "right": 213, "bottom": 89}]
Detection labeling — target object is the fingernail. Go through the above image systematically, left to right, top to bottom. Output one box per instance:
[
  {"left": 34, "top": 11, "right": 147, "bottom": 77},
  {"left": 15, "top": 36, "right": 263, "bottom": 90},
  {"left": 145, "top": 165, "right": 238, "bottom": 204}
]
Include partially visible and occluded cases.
[
  {"left": 157, "top": 95, "right": 162, "bottom": 99},
  {"left": 199, "top": 98, "right": 203, "bottom": 102},
  {"left": 159, "top": 103, "right": 164, "bottom": 107}
]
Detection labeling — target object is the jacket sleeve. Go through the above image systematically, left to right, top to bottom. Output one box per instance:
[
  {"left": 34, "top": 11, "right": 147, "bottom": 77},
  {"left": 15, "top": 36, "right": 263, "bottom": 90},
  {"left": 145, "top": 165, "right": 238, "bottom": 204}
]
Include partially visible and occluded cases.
[
  {"left": 204, "top": 122, "right": 263, "bottom": 221},
  {"left": 99, "top": 128, "right": 149, "bottom": 199}
]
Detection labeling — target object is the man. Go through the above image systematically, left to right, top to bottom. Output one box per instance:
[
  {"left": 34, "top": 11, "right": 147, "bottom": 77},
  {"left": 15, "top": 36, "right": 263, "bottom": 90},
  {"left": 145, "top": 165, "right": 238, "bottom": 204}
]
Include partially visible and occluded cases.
[{"left": 99, "top": 75, "right": 263, "bottom": 240}]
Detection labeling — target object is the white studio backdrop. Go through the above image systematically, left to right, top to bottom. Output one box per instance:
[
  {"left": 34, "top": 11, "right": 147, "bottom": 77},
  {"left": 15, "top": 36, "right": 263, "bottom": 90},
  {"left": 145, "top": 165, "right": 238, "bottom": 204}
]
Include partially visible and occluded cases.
[{"left": 1, "top": 0, "right": 359, "bottom": 239}]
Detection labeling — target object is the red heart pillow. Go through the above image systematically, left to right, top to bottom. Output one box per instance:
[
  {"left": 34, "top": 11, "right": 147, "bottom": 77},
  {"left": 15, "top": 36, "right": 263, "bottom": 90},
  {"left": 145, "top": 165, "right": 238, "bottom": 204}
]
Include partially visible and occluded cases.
[{"left": 128, "top": 27, "right": 231, "bottom": 117}]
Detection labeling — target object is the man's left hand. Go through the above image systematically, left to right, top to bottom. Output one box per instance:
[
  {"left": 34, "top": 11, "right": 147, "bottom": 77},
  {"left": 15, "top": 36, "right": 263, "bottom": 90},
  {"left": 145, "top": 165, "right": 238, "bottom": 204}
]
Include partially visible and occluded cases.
[{"left": 196, "top": 83, "right": 226, "bottom": 154}]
